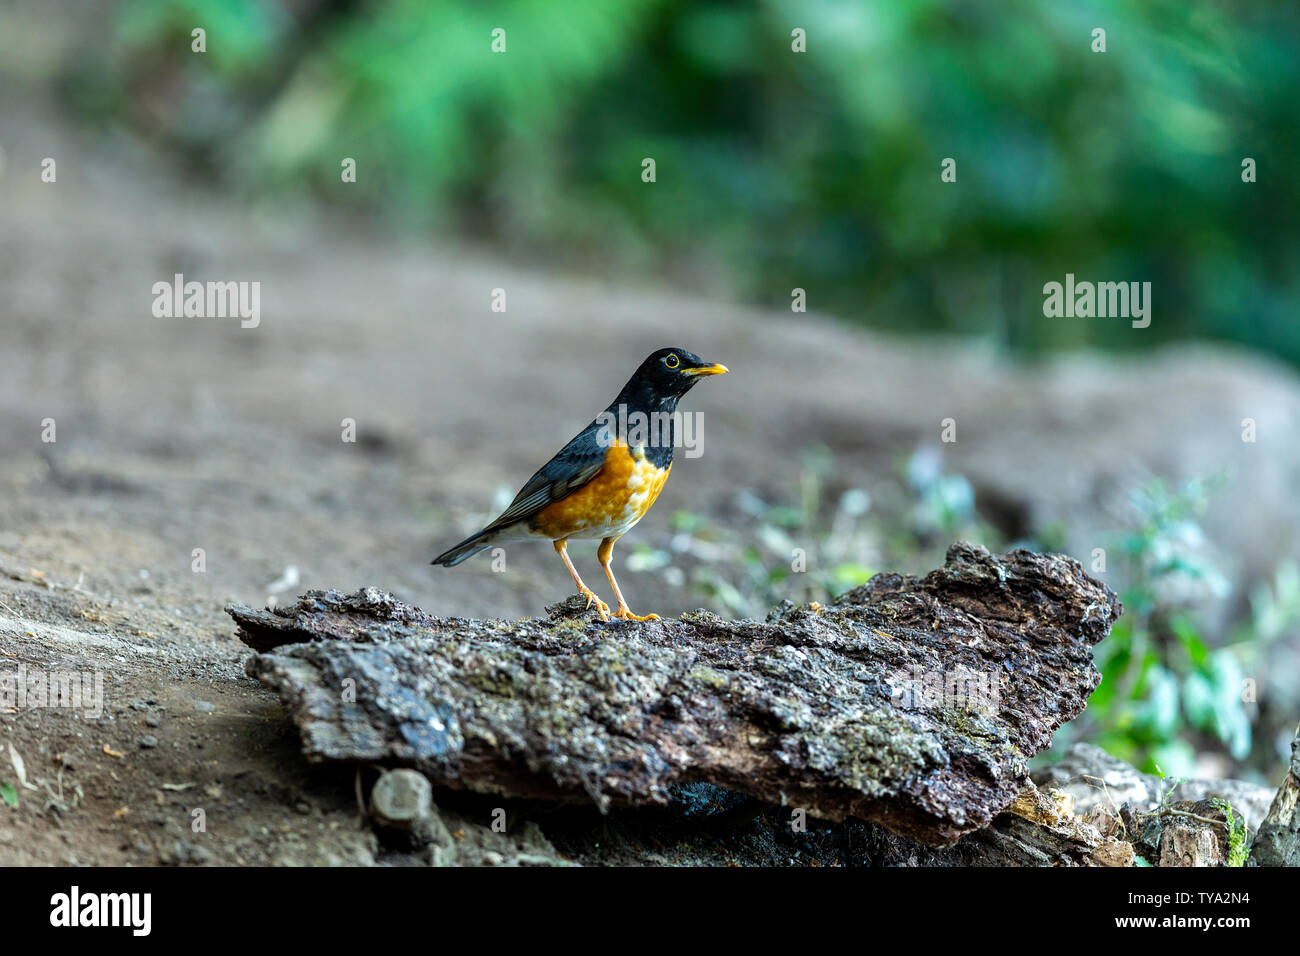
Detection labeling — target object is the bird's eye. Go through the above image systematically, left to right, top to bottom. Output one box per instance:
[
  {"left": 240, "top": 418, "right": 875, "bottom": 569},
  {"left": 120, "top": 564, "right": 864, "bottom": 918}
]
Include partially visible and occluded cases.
[{"left": 664, "top": 353, "right": 680, "bottom": 369}]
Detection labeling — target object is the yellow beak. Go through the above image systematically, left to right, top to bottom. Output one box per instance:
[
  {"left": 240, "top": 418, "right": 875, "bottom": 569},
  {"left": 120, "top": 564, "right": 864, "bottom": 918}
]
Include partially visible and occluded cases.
[{"left": 682, "top": 363, "right": 729, "bottom": 377}]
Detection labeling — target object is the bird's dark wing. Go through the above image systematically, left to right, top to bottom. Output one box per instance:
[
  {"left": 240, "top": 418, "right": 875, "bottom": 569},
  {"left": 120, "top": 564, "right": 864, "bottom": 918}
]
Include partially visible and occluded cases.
[{"left": 482, "top": 423, "right": 608, "bottom": 531}]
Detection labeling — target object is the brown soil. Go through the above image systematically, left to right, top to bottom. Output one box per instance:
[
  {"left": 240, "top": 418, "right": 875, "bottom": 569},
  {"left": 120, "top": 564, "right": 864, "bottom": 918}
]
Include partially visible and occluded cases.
[{"left": 0, "top": 91, "right": 911, "bottom": 865}]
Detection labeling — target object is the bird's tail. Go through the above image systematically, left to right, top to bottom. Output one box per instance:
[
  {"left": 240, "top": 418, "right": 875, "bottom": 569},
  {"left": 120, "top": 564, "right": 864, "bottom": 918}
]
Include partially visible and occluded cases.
[{"left": 430, "top": 528, "right": 497, "bottom": 567}]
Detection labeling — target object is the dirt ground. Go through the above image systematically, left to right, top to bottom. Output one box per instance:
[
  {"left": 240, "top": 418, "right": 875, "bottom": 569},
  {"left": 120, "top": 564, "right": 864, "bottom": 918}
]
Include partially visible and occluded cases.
[
  {"left": 2, "top": 85, "right": 1297, "bottom": 864},
  {"left": 0, "top": 90, "right": 929, "bottom": 865}
]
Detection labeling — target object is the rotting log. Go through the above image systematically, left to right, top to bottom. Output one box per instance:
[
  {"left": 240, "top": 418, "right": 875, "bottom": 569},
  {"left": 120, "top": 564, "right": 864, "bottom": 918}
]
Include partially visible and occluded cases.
[{"left": 230, "top": 542, "right": 1119, "bottom": 847}]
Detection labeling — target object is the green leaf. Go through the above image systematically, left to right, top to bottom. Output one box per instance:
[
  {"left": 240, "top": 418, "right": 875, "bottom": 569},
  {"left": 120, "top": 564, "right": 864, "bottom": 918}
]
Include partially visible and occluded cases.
[
  {"left": 764, "top": 506, "right": 804, "bottom": 528},
  {"left": 671, "top": 510, "right": 708, "bottom": 533},
  {"left": 831, "top": 562, "right": 875, "bottom": 590},
  {"left": 1171, "top": 616, "right": 1210, "bottom": 667},
  {"left": 1088, "top": 642, "right": 1131, "bottom": 712},
  {"left": 1206, "top": 650, "right": 1251, "bottom": 757},
  {"left": 1133, "top": 665, "right": 1180, "bottom": 741},
  {"left": 1181, "top": 671, "right": 1215, "bottom": 728},
  {"left": 1147, "top": 740, "right": 1197, "bottom": 778}
]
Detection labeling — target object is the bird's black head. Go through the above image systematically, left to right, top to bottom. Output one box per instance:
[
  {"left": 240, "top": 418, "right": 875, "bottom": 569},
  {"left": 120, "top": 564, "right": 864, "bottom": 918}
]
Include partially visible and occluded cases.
[{"left": 612, "top": 347, "right": 728, "bottom": 411}]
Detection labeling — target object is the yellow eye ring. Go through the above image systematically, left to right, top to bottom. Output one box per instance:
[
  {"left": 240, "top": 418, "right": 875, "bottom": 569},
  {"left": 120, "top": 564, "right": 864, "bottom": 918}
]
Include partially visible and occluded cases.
[{"left": 664, "top": 353, "right": 680, "bottom": 369}]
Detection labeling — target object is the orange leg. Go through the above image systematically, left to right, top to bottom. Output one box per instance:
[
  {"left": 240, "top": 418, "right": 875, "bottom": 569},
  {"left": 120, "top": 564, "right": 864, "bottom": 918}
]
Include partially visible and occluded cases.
[
  {"left": 598, "top": 536, "right": 659, "bottom": 621},
  {"left": 554, "top": 539, "right": 610, "bottom": 620}
]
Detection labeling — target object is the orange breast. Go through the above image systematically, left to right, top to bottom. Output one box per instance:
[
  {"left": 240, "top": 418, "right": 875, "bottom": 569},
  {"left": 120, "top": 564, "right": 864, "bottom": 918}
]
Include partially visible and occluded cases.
[{"left": 530, "top": 442, "right": 672, "bottom": 541}]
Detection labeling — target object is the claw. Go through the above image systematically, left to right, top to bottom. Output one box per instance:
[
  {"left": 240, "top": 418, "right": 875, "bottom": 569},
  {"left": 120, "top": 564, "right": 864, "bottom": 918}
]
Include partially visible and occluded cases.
[
  {"left": 579, "top": 587, "right": 611, "bottom": 621},
  {"left": 614, "top": 606, "right": 659, "bottom": 622}
]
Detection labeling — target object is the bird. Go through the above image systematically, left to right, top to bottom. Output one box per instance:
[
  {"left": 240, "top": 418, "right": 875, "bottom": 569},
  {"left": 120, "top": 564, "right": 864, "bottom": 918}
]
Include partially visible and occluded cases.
[{"left": 431, "top": 347, "right": 728, "bottom": 621}]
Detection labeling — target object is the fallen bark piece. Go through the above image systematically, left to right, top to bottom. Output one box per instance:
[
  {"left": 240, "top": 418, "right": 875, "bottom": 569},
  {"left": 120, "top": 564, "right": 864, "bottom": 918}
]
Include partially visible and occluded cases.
[
  {"left": 231, "top": 543, "right": 1119, "bottom": 846},
  {"left": 1250, "top": 726, "right": 1300, "bottom": 867},
  {"left": 1035, "top": 741, "right": 1276, "bottom": 836},
  {"left": 859, "top": 782, "right": 1117, "bottom": 866},
  {"left": 1132, "top": 800, "right": 1245, "bottom": 867},
  {"left": 1156, "top": 805, "right": 1229, "bottom": 867},
  {"left": 1091, "top": 839, "right": 1136, "bottom": 867}
]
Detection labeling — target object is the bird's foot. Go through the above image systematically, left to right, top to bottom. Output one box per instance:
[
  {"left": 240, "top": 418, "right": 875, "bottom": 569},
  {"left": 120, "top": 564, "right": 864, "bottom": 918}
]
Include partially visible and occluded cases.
[
  {"left": 578, "top": 587, "right": 611, "bottom": 621},
  {"left": 614, "top": 605, "right": 659, "bottom": 622}
]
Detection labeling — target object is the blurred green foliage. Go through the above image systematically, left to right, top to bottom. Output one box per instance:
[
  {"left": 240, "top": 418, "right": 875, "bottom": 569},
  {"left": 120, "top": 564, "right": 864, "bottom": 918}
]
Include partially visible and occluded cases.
[
  {"left": 87, "top": 0, "right": 1300, "bottom": 363},
  {"left": 631, "top": 444, "right": 998, "bottom": 617},
  {"left": 1060, "top": 478, "right": 1298, "bottom": 777}
]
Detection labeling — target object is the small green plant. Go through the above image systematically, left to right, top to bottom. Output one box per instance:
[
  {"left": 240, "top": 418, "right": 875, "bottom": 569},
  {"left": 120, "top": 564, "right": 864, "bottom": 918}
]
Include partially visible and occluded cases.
[
  {"left": 631, "top": 446, "right": 998, "bottom": 618},
  {"left": 631, "top": 446, "right": 880, "bottom": 617},
  {"left": 1076, "top": 476, "right": 1271, "bottom": 776},
  {"left": 1132, "top": 768, "right": 1250, "bottom": 866},
  {"left": 1213, "top": 798, "right": 1249, "bottom": 867}
]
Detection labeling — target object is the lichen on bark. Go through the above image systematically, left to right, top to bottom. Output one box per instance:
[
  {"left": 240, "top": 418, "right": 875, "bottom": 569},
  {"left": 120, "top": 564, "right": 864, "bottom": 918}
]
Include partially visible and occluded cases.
[{"left": 231, "top": 542, "right": 1120, "bottom": 846}]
